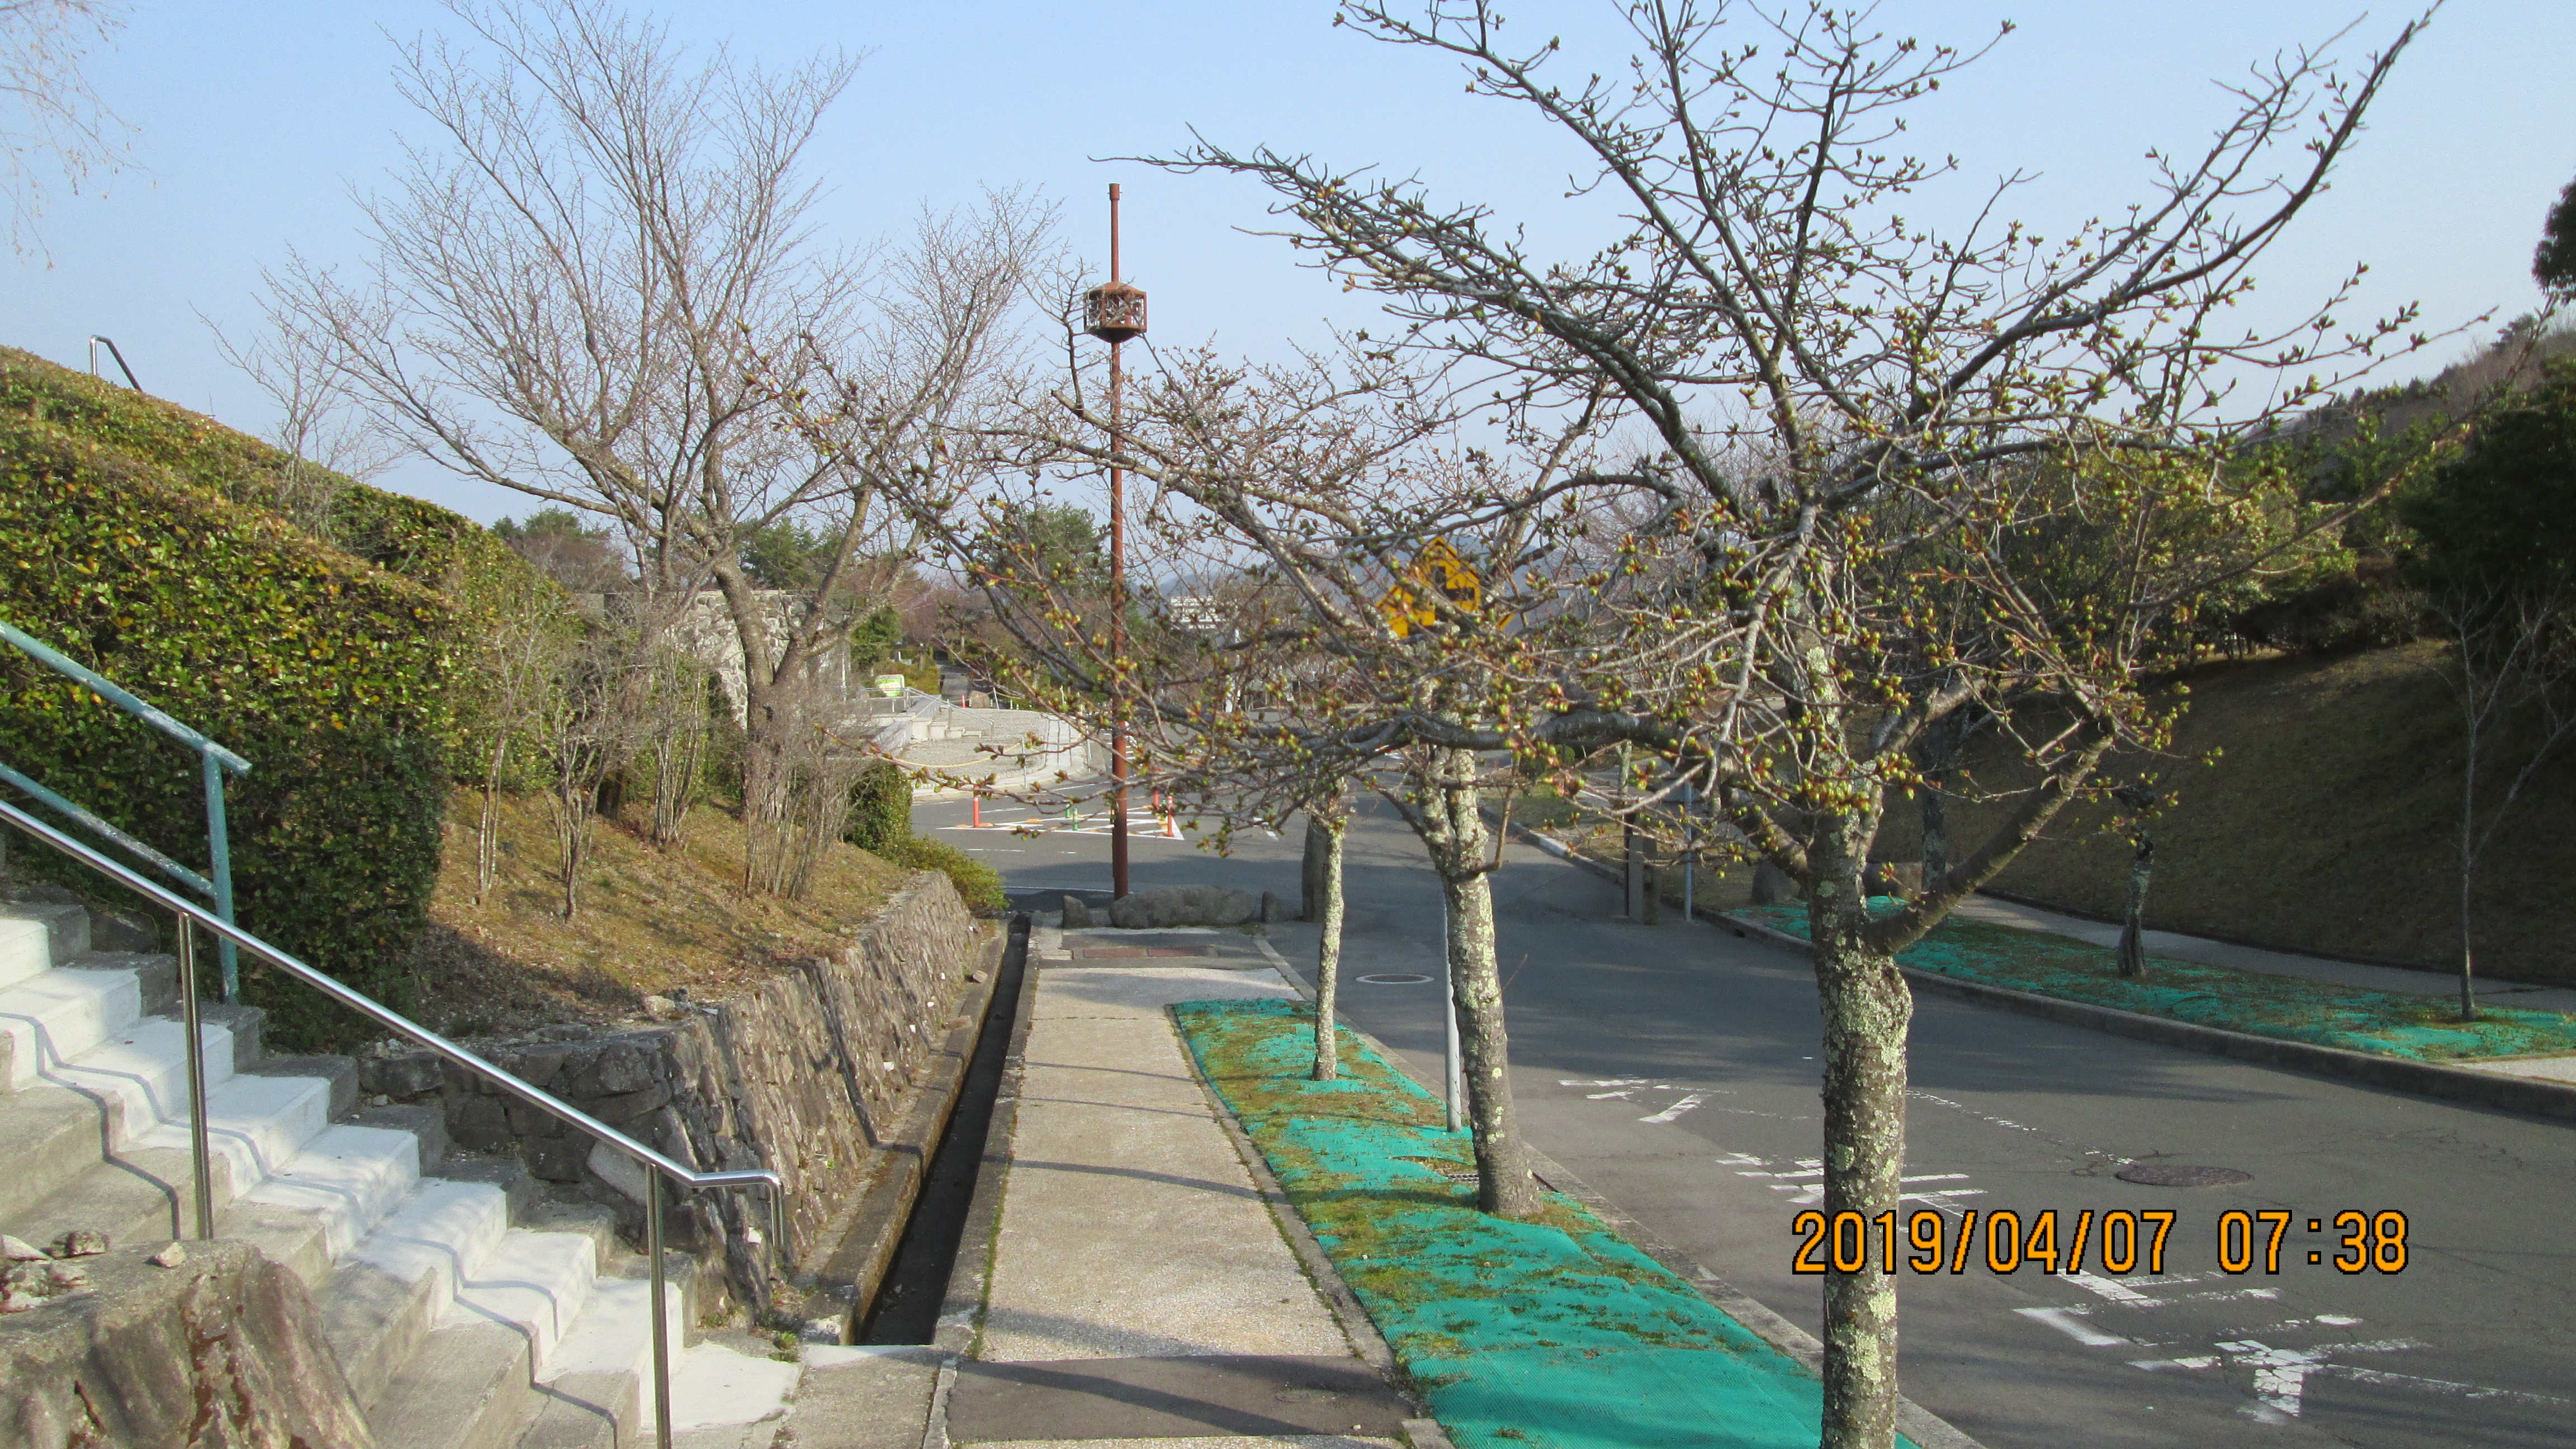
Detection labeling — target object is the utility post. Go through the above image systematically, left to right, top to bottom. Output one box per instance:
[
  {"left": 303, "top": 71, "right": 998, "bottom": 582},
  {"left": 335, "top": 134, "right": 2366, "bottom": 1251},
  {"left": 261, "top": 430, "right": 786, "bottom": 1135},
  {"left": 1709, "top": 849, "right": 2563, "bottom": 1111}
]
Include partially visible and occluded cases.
[{"left": 1083, "top": 185, "right": 1148, "bottom": 898}]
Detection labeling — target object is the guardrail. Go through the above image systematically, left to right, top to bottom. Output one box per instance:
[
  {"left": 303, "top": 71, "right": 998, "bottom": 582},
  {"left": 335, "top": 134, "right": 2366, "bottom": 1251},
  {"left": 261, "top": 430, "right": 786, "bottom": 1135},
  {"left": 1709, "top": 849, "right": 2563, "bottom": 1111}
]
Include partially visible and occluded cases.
[
  {"left": 0, "top": 619, "right": 248, "bottom": 1000},
  {"left": 0, "top": 798, "right": 782, "bottom": 1449}
]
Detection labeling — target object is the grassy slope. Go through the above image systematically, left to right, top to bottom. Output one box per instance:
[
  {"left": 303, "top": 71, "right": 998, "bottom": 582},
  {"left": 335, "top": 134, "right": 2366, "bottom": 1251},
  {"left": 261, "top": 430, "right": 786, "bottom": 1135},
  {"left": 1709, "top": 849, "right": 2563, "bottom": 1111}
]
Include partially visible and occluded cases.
[
  {"left": 1877, "top": 642, "right": 2576, "bottom": 986},
  {"left": 405, "top": 785, "right": 912, "bottom": 1036}
]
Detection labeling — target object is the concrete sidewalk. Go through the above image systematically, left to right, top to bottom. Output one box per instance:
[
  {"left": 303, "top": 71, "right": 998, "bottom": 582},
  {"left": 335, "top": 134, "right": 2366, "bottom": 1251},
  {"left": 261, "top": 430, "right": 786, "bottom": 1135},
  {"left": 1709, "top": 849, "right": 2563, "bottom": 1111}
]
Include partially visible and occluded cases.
[{"left": 932, "top": 920, "right": 1434, "bottom": 1449}]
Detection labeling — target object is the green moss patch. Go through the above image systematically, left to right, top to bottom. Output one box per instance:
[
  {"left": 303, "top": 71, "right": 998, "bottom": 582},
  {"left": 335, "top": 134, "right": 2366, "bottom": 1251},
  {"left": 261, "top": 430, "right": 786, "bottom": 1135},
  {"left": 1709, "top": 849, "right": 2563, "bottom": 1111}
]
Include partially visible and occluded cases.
[
  {"left": 1735, "top": 905, "right": 2576, "bottom": 1061},
  {"left": 1173, "top": 998, "right": 1910, "bottom": 1449}
]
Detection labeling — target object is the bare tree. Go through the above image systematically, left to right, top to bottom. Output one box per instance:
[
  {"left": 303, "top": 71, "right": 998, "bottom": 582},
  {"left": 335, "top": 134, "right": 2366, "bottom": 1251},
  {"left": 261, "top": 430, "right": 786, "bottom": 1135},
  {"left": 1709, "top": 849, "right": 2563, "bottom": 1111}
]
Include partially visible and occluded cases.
[
  {"left": 1, "top": 0, "right": 130, "bottom": 254},
  {"left": 263, "top": 0, "right": 1048, "bottom": 882},
  {"left": 1146, "top": 5, "right": 2458, "bottom": 1442},
  {"left": 206, "top": 320, "right": 406, "bottom": 536},
  {"left": 901, "top": 337, "right": 1612, "bottom": 1221},
  {"left": 2424, "top": 586, "right": 2576, "bottom": 1020},
  {"left": 466, "top": 593, "right": 580, "bottom": 904},
  {"left": 533, "top": 627, "right": 633, "bottom": 921},
  {"left": 638, "top": 645, "right": 712, "bottom": 850}
]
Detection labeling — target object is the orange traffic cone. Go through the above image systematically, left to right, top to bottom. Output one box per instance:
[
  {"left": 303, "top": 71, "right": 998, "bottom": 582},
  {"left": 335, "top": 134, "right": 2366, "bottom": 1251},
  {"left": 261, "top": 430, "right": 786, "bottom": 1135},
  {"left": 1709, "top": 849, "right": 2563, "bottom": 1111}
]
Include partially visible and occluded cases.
[
  {"left": 971, "top": 795, "right": 983, "bottom": 827},
  {"left": 1160, "top": 813, "right": 1183, "bottom": 840}
]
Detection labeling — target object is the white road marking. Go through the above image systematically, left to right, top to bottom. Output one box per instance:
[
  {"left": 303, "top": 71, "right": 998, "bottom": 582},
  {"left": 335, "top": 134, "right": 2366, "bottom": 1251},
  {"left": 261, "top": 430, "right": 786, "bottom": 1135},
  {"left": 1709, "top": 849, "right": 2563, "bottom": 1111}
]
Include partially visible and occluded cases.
[
  {"left": 1561, "top": 1078, "right": 1651, "bottom": 1087},
  {"left": 1588, "top": 1090, "right": 1638, "bottom": 1100},
  {"left": 1640, "top": 1091, "right": 1711, "bottom": 1124},
  {"left": 2066, "top": 1272, "right": 2157, "bottom": 1304},
  {"left": 2018, "top": 1307, "right": 2133, "bottom": 1347},
  {"left": 2133, "top": 1338, "right": 2424, "bottom": 1420},
  {"left": 2312, "top": 1363, "right": 2574, "bottom": 1407}
]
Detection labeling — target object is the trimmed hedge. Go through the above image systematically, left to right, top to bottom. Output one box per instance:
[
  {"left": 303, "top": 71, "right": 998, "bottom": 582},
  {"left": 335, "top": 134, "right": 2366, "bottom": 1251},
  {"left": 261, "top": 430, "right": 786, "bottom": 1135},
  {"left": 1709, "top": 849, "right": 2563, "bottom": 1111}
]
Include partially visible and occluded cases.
[
  {"left": 0, "top": 347, "right": 548, "bottom": 641},
  {"left": 0, "top": 348, "right": 552, "bottom": 1047}
]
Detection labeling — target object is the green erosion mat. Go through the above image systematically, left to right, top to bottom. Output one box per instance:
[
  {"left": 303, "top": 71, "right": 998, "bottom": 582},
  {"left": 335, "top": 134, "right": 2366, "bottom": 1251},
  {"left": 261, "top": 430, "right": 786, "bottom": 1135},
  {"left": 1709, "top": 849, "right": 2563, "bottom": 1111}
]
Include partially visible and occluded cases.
[
  {"left": 1734, "top": 905, "right": 2576, "bottom": 1062},
  {"left": 1172, "top": 997, "right": 1915, "bottom": 1449}
]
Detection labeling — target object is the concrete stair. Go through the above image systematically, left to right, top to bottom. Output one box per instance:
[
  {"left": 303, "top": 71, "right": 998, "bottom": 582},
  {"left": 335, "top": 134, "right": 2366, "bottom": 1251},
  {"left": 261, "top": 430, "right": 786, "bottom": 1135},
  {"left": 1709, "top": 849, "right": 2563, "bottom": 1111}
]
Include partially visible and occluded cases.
[{"left": 0, "top": 896, "right": 769, "bottom": 1449}]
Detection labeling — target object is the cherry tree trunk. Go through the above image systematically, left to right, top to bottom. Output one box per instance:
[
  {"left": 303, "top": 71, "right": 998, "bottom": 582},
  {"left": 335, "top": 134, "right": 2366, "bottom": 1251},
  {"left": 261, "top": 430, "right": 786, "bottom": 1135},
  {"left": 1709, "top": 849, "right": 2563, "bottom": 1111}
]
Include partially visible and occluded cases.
[
  {"left": 1431, "top": 751, "right": 1540, "bottom": 1219},
  {"left": 1312, "top": 814, "right": 1346, "bottom": 1081},
  {"left": 1811, "top": 836, "right": 1912, "bottom": 1449},
  {"left": 2116, "top": 837, "right": 2154, "bottom": 978}
]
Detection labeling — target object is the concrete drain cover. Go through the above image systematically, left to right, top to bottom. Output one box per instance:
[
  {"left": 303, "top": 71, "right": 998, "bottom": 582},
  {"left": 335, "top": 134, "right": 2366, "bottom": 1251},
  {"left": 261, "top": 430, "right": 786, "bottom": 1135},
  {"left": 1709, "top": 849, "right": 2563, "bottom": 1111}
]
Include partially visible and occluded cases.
[
  {"left": 1356, "top": 973, "right": 1433, "bottom": 984},
  {"left": 2115, "top": 1163, "right": 2252, "bottom": 1187}
]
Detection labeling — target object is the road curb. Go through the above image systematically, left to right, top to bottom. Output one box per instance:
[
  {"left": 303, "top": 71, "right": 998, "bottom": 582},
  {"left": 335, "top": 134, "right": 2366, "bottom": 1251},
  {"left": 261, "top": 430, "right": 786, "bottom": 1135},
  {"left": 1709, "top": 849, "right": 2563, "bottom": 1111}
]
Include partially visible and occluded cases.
[
  {"left": 1715, "top": 911, "right": 2576, "bottom": 1126},
  {"left": 1261, "top": 943, "right": 1987, "bottom": 1449}
]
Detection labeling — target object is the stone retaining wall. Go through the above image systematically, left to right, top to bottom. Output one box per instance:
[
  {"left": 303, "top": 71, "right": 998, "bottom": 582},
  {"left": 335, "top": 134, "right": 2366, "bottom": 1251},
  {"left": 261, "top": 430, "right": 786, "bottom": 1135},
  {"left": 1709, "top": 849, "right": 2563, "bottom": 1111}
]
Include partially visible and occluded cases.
[{"left": 362, "top": 871, "right": 995, "bottom": 1319}]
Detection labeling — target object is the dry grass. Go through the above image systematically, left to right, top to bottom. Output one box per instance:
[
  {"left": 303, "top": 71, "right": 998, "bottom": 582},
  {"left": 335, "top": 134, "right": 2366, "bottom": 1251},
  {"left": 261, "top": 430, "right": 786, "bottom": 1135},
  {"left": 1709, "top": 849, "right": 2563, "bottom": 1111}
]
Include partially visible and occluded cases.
[{"left": 405, "top": 787, "right": 912, "bottom": 1037}]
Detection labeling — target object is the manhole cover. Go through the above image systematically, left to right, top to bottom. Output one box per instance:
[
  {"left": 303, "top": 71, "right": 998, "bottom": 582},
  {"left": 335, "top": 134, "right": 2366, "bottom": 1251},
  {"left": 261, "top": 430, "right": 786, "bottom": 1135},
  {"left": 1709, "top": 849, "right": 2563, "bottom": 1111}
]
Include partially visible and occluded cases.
[
  {"left": 1356, "top": 973, "right": 1433, "bottom": 984},
  {"left": 2115, "top": 1163, "right": 2252, "bottom": 1188}
]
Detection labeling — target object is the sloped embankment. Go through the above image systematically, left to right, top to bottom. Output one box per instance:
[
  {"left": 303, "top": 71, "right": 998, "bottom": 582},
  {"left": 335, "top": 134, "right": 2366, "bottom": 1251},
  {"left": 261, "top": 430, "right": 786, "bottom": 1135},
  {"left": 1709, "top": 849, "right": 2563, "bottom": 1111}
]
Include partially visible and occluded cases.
[{"left": 1874, "top": 643, "right": 2576, "bottom": 986}]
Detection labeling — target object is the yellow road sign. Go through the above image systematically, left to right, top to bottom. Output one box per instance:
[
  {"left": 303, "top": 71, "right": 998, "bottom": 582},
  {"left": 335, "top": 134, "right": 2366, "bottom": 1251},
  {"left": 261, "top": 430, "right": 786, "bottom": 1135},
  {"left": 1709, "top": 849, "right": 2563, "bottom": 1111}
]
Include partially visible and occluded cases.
[{"left": 1379, "top": 539, "right": 1484, "bottom": 638}]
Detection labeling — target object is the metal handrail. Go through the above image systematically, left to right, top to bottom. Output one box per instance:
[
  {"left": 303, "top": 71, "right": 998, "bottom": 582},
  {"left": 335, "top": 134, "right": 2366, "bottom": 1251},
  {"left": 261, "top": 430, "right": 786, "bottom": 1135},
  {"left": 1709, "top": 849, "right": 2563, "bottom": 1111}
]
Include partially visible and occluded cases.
[
  {"left": 86, "top": 335, "right": 140, "bottom": 391},
  {"left": 0, "top": 619, "right": 247, "bottom": 999},
  {"left": 0, "top": 798, "right": 780, "bottom": 1449}
]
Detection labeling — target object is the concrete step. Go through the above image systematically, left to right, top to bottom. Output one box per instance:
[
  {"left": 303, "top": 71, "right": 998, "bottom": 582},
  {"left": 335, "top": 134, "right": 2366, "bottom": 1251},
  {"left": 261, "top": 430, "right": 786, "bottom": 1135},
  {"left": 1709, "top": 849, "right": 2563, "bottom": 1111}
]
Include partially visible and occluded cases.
[
  {"left": 0, "top": 899, "right": 90, "bottom": 992},
  {"left": 0, "top": 958, "right": 148, "bottom": 1091},
  {"left": 42, "top": 1012, "right": 242, "bottom": 1139},
  {"left": 0, "top": 1013, "right": 233, "bottom": 1225},
  {"left": 122, "top": 1054, "right": 332, "bottom": 1192},
  {"left": 239, "top": 1119, "right": 425, "bottom": 1257},
  {"left": 3, "top": 1142, "right": 241, "bottom": 1254},
  {"left": 330, "top": 1178, "right": 519, "bottom": 1411},
  {"left": 357, "top": 1216, "right": 623, "bottom": 1449},
  {"left": 448, "top": 1228, "right": 604, "bottom": 1366},
  {"left": 512, "top": 1276, "right": 676, "bottom": 1449},
  {"left": 372, "top": 1319, "right": 544, "bottom": 1449}
]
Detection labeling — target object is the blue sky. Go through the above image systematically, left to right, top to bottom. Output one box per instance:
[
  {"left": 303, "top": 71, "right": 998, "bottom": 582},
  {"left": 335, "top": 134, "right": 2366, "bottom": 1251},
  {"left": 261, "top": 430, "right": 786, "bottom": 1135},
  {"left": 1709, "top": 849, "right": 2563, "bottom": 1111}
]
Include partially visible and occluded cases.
[{"left": 8, "top": 1, "right": 2570, "bottom": 523}]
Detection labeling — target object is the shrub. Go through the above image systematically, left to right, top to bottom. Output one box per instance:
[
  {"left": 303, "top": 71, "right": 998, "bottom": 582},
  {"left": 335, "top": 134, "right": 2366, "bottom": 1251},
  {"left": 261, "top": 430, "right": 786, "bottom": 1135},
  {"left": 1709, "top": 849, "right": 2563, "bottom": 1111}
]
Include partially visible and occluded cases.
[
  {"left": 842, "top": 760, "right": 912, "bottom": 854},
  {"left": 885, "top": 834, "right": 1006, "bottom": 913}
]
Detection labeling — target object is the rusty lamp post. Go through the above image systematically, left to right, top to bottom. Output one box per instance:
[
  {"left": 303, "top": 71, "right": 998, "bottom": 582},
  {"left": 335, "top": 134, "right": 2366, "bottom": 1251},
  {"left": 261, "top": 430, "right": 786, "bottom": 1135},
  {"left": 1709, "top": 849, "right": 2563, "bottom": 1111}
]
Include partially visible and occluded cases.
[{"left": 1085, "top": 184, "right": 1147, "bottom": 899}]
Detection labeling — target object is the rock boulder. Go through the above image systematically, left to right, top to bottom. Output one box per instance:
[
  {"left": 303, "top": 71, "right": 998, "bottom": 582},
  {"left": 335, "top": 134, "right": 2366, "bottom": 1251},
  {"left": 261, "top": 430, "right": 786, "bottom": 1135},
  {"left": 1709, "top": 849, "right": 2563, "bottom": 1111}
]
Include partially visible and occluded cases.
[{"left": 0, "top": 1239, "right": 372, "bottom": 1448}]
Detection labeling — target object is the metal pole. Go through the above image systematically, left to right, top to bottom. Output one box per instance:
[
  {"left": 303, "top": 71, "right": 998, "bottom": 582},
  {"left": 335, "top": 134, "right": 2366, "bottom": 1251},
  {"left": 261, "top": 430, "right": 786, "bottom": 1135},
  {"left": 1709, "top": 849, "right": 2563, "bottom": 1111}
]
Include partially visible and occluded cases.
[
  {"left": 1107, "top": 183, "right": 1130, "bottom": 901},
  {"left": 202, "top": 752, "right": 239, "bottom": 1002},
  {"left": 1681, "top": 783, "right": 1694, "bottom": 922},
  {"left": 1441, "top": 888, "right": 1461, "bottom": 1133},
  {"left": 175, "top": 916, "right": 216, "bottom": 1240},
  {"left": 647, "top": 1161, "right": 672, "bottom": 1449}
]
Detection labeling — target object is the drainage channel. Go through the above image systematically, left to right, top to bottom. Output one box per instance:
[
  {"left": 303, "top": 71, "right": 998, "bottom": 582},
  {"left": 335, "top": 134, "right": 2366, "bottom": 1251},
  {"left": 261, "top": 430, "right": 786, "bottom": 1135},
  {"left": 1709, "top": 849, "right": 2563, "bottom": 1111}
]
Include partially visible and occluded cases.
[{"left": 857, "top": 912, "right": 1031, "bottom": 1343}]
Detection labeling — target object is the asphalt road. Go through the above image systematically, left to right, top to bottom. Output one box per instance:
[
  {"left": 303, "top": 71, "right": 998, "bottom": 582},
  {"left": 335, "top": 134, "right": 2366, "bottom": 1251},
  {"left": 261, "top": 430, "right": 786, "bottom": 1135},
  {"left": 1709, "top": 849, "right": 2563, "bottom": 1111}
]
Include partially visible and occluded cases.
[{"left": 917, "top": 789, "right": 2576, "bottom": 1449}]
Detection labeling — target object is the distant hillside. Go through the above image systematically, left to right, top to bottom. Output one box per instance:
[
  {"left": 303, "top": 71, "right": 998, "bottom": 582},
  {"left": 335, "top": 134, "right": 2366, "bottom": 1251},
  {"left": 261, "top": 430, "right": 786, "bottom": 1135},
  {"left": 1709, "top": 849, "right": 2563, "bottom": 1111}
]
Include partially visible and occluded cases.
[{"left": 1876, "top": 643, "right": 2576, "bottom": 987}]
